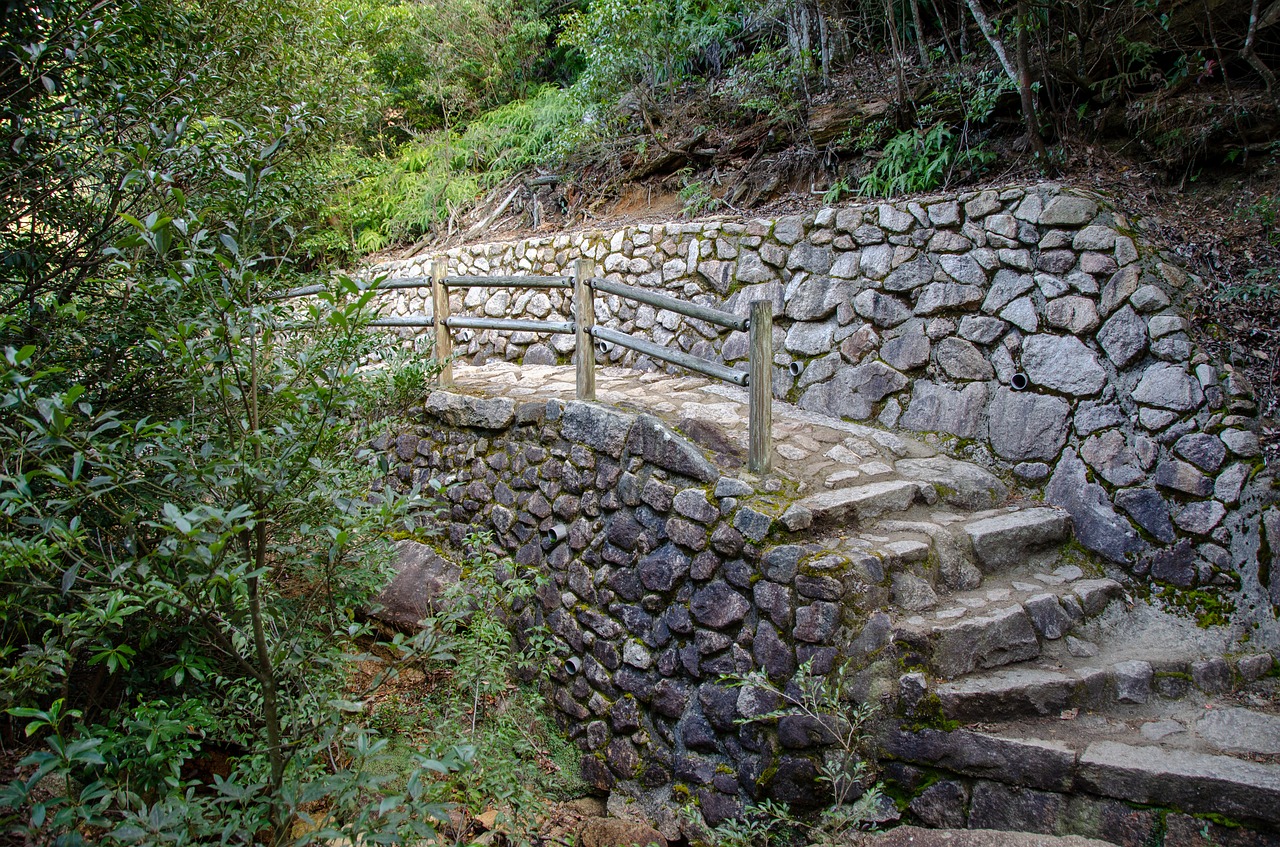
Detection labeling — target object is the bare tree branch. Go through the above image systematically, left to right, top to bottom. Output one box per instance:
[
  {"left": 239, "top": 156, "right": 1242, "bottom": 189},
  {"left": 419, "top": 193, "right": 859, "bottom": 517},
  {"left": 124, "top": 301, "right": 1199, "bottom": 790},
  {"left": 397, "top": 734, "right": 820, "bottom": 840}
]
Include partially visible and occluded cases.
[{"left": 964, "top": 0, "right": 1018, "bottom": 86}]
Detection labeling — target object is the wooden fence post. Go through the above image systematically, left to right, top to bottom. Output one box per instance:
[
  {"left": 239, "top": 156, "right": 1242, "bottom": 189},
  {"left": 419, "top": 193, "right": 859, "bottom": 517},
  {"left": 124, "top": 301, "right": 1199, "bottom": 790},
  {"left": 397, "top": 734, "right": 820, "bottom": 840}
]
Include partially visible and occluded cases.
[
  {"left": 431, "top": 257, "right": 453, "bottom": 386},
  {"left": 575, "top": 258, "right": 596, "bottom": 401},
  {"left": 748, "top": 299, "right": 773, "bottom": 475}
]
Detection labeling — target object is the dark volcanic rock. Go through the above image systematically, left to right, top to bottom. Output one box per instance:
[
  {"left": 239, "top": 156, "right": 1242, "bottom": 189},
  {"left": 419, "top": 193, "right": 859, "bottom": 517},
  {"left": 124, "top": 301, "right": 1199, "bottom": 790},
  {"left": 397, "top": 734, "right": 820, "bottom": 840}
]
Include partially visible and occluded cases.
[{"left": 690, "top": 582, "right": 750, "bottom": 629}]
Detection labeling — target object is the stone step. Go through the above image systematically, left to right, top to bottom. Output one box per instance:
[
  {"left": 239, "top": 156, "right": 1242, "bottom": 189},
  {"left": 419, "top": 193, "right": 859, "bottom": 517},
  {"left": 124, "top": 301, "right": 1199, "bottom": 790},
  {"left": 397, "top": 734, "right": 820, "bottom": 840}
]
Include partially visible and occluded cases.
[
  {"left": 891, "top": 455, "right": 1009, "bottom": 512},
  {"left": 797, "top": 479, "right": 922, "bottom": 527},
  {"left": 863, "top": 503, "right": 1078, "bottom": 601},
  {"left": 962, "top": 507, "right": 1072, "bottom": 573},
  {"left": 875, "top": 517, "right": 985, "bottom": 593},
  {"left": 902, "top": 570, "right": 1124, "bottom": 630},
  {"left": 892, "top": 578, "right": 1125, "bottom": 678},
  {"left": 911, "top": 646, "right": 1274, "bottom": 723},
  {"left": 881, "top": 721, "right": 1280, "bottom": 828},
  {"left": 1079, "top": 739, "right": 1280, "bottom": 828}
]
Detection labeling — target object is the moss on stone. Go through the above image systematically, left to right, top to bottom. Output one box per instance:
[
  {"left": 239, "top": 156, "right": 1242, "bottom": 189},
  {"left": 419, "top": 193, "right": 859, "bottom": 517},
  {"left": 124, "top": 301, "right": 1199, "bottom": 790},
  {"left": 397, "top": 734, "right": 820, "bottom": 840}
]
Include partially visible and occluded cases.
[{"left": 1155, "top": 584, "right": 1238, "bottom": 629}]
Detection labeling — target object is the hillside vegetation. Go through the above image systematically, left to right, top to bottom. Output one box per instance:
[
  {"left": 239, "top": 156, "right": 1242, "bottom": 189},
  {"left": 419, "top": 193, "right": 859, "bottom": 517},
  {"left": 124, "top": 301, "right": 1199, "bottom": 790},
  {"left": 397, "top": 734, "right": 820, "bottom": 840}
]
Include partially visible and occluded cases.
[{"left": 327, "top": 0, "right": 1279, "bottom": 424}]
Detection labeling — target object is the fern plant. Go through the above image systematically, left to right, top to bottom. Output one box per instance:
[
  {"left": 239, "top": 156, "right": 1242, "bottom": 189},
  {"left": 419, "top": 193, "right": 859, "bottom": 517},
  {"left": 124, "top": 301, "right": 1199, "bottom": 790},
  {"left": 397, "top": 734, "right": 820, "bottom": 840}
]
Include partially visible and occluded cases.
[
  {"left": 311, "top": 86, "right": 587, "bottom": 261},
  {"left": 859, "top": 123, "right": 995, "bottom": 198},
  {"left": 679, "top": 169, "right": 723, "bottom": 218}
]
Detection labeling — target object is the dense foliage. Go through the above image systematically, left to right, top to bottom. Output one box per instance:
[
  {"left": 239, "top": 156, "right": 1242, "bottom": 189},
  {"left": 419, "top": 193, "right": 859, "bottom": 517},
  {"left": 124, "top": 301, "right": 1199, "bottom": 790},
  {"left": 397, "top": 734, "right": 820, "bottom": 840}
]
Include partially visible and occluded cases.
[
  {"left": 289, "top": 0, "right": 1279, "bottom": 260},
  {"left": 0, "top": 2, "right": 574, "bottom": 843}
]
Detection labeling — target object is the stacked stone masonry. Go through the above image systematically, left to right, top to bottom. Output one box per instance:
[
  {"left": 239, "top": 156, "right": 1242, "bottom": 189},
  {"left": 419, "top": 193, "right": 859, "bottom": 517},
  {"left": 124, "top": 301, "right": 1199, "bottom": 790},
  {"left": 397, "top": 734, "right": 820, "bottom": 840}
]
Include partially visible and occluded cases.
[
  {"left": 368, "top": 183, "right": 1280, "bottom": 843},
  {"left": 369, "top": 184, "right": 1276, "bottom": 607},
  {"left": 377, "top": 381, "right": 1279, "bottom": 843},
  {"left": 377, "top": 394, "right": 879, "bottom": 829}
]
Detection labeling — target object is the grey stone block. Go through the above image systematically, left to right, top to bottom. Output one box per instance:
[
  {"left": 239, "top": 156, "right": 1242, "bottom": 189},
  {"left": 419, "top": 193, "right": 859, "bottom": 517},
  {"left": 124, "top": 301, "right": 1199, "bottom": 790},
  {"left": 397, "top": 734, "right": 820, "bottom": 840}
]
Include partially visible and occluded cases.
[
  {"left": 1040, "top": 195, "right": 1098, "bottom": 226},
  {"left": 983, "top": 269, "right": 1035, "bottom": 312},
  {"left": 1097, "top": 306, "right": 1148, "bottom": 368},
  {"left": 1022, "top": 335, "right": 1107, "bottom": 396},
  {"left": 936, "top": 337, "right": 995, "bottom": 381},
  {"left": 1133, "top": 364, "right": 1205, "bottom": 412},
  {"left": 901, "top": 381, "right": 989, "bottom": 439},
  {"left": 987, "top": 387, "right": 1070, "bottom": 463},
  {"left": 426, "top": 391, "right": 517, "bottom": 429},
  {"left": 561, "top": 400, "right": 636, "bottom": 456},
  {"left": 1046, "top": 450, "right": 1147, "bottom": 564},
  {"left": 895, "top": 456, "right": 1008, "bottom": 511},
  {"left": 1114, "top": 488, "right": 1176, "bottom": 543},
  {"left": 965, "top": 508, "right": 1071, "bottom": 571},
  {"left": 1024, "top": 593, "right": 1073, "bottom": 640},
  {"left": 793, "top": 601, "right": 840, "bottom": 643},
  {"left": 930, "top": 605, "right": 1041, "bottom": 677},
  {"left": 1191, "top": 657, "right": 1232, "bottom": 693},
  {"left": 1112, "top": 660, "right": 1153, "bottom": 704},
  {"left": 936, "top": 668, "right": 1078, "bottom": 721},
  {"left": 882, "top": 728, "right": 1076, "bottom": 792},
  {"left": 1078, "top": 740, "right": 1280, "bottom": 825},
  {"left": 909, "top": 780, "right": 969, "bottom": 828},
  {"left": 968, "top": 780, "right": 1067, "bottom": 834}
]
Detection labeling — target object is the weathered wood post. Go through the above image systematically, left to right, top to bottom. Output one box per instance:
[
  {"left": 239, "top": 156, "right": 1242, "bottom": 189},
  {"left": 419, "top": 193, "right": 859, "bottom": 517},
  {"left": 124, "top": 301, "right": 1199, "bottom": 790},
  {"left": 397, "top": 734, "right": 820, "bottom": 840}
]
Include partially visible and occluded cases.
[
  {"left": 431, "top": 257, "right": 452, "bottom": 386},
  {"left": 574, "top": 258, "right": 596, "bottom": 401},
  {"left": 748, "top": 299, "right": 773, "bottom": 474}
]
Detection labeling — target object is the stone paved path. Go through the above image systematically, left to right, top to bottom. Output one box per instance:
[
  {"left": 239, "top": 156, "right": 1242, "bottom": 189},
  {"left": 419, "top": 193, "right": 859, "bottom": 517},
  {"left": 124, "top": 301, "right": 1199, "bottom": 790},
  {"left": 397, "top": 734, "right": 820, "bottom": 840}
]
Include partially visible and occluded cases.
[{"left": 451, "top": 361, "right": 940, "bottom": 496}]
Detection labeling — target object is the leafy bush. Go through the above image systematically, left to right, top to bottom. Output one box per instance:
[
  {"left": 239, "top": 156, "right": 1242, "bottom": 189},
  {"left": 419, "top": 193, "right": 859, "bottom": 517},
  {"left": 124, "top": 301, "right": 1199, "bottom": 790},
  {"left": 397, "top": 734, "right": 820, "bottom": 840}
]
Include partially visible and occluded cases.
[
  {"left": 0, "top": 0, "right": 379, "bottom": 311},
  {"left": 357, "top": 0, "right": 561, "bottom": 132},
  {"left": 560, "top": 0, "right": 746, "bottom": 99},
  {"left": 719, "top": 45, "right": 806, "bottom": 124},
  {"left": 310, "top": 86, "right": 587, "bottom": 260},
  {"left": 0, "top": 112, "right": 468, "bottom": 843},
  {"left": 859, "top": 123, "right": 995, "bottom": 198},
  {"left": 679, "top": 170, "right": 725, "bottom": 217},
  {"left": 1218, "top": 193, "right": 1280, "bottom": 303},
  {"left": 356, "top": 335, "right": 446, "bottom": 418},
  {"left": 358, "top": 532, "right": 585, "bottom": 841}
]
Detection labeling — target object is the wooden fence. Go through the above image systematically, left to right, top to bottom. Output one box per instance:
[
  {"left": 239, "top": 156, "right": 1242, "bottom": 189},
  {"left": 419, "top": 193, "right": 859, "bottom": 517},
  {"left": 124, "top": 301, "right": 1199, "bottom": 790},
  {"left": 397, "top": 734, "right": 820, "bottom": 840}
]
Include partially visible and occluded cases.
[{"left": 279, "top": 259, "right": 774, "bottom": 473}]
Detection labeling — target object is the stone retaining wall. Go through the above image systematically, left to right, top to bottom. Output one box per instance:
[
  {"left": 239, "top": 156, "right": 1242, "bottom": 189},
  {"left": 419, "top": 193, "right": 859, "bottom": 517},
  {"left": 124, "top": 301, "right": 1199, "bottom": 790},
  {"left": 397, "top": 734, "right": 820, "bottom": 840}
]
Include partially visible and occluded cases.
[
  {"left": 369, "top": 184, "right": 1276, "bottom": 609},
  {"left": 376, "top": 393, "right": 897, "bottom": 834}
]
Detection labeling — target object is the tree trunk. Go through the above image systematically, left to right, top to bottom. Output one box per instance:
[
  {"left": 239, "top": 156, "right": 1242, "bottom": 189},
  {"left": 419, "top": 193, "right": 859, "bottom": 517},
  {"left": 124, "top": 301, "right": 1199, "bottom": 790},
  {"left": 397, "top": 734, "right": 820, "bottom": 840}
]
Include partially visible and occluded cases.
[
  {"left": 884, "top": 0, "right": 909, "bottom": 106},
  {"left": 910, "top": 0, "right": 930, "bottom": 66},
  {"left": 964, "top": 0, "right": 1017, "bottom": 86},
  {"left": 1016, "top": 0, "right": 1050, "bottom": 165},
  {"left": 1242, "top": 0, "right": 1279, "bottom": 104}
]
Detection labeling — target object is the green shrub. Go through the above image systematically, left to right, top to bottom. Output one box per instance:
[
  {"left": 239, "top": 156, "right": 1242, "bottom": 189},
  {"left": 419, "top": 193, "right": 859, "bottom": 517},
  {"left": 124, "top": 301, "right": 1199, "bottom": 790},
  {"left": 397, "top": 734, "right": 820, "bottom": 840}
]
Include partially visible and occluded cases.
[
  {"left": 357, "top": 0, "right": 560, "bottom": 131},
  {"left": 560, "top": 0, "right": 745, "bottom": 99},
  {"left": 310, "top": 86, "right": 587, "bottom": 260},
  {"left": 0, "top": 118, "right": 461, "bottom": 844},
  {"left": 859, "top": 123, "right": 995, "bottom": 198},
  {"left": 685, "top": 660, "right": 885, "bottom": 845}
]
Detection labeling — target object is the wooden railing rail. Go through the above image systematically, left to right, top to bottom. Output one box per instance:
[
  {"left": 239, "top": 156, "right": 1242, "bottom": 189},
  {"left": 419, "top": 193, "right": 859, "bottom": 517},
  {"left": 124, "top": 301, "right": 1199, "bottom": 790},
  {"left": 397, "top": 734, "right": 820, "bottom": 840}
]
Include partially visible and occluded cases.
[{"left": 274, "top": 257, "right": 774, "bottom": 473}]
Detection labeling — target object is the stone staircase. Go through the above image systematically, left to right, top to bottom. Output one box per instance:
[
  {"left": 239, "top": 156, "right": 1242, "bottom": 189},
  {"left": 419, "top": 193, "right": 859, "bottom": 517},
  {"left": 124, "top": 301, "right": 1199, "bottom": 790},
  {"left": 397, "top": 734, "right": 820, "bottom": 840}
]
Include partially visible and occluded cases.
[
  {"left": 432, "top": 362, "right": 1279, "bottom": 843},
  {"left": 757, "top": 422, "right": 1280, "bottom": 841},
  {"left": 803, "top": 472, "right": 1280, "bottom": 841}
]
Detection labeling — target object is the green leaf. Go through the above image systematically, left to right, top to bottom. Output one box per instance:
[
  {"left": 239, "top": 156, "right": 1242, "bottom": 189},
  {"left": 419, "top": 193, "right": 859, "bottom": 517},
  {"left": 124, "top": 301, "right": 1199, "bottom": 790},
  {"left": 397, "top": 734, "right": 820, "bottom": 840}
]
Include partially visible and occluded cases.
[{"left": 60, "top": 562, "right": 81, "bottom": 594}]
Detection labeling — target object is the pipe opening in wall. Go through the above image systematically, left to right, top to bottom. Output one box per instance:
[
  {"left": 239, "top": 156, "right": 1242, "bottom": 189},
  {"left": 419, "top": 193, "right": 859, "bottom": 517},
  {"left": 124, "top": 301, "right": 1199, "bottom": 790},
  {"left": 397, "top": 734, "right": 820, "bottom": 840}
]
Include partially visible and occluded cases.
[
  {"left": 595, "top": 340, "right": 613, "bottom": 355},
  {"left": 787, "top": 361, "right": 804, "bottom": 377},
  {"left": 1010, "top": 372, "right": 1029, "bottom": 391},
  {"left": 542, "top": 523, "right": 568, "bottom": 548},
  {"left": 563, "top": 657, "right": 581, "bottom": 675}
]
